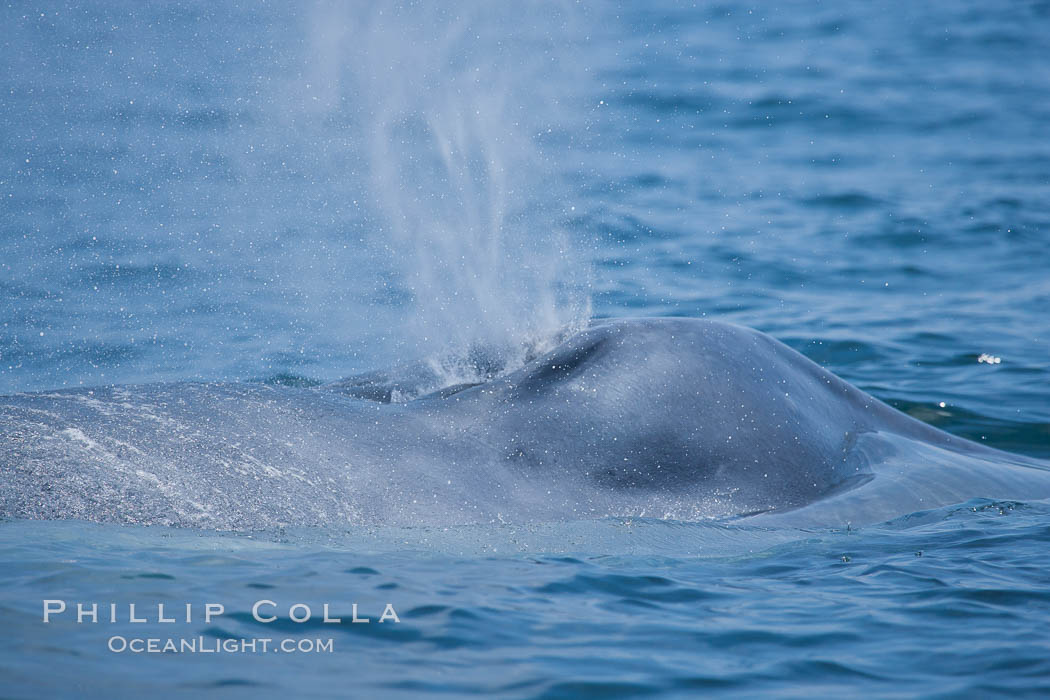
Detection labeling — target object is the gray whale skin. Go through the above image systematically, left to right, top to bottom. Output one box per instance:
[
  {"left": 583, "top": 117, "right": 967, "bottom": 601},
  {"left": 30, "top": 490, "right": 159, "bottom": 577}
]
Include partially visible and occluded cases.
[{"left": 2, "top": 318, "right": 1048, "bottom": 530}]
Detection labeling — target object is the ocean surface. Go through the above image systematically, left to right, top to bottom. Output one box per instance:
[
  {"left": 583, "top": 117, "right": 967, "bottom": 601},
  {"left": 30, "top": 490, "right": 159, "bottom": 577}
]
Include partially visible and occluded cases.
[{"left": 2, "top": 1, "right": 1049, "bottom": 697}]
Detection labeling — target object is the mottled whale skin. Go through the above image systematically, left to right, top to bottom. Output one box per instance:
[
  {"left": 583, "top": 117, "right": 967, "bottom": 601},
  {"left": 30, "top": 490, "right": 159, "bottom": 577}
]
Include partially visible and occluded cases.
[{"left": 2, "top": 318, "right": 1048, "bottom": 530}]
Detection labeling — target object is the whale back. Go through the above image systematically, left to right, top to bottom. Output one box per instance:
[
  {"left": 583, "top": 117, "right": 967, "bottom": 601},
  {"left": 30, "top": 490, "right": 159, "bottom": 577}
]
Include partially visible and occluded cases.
[
  {"left": 2, "top": 317, "right": 1048, "bottom": 529},
  {"left": 437, "top": 319, "right": 876, "bottom": 515}
]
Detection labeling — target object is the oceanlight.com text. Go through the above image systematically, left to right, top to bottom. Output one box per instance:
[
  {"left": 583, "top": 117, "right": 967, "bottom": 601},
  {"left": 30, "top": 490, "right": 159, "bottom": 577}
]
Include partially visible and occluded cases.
[{"left": 107, "top": 636, "right": 335, "bottom": 654}]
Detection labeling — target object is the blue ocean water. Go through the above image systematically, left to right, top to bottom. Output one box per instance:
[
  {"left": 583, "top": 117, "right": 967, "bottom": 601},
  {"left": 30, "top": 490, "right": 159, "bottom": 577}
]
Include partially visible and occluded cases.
[{"left": 2, "top": 1, "right": 1049, "bottom": 697}]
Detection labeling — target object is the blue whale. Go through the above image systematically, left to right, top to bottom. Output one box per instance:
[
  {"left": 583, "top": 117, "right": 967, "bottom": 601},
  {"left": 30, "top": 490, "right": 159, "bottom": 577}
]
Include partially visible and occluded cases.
[{"left": 2, "top": 318, "right": 1048, "bottom": 530}]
